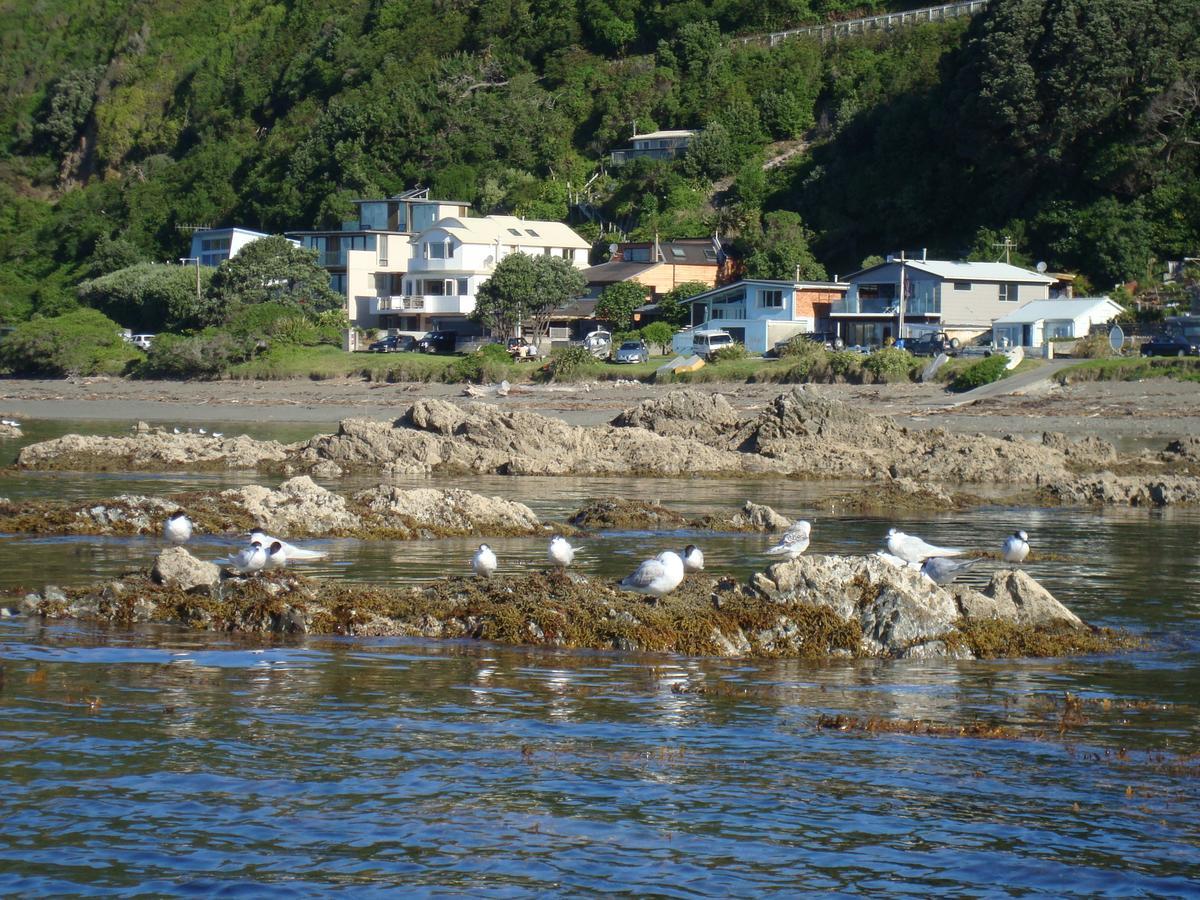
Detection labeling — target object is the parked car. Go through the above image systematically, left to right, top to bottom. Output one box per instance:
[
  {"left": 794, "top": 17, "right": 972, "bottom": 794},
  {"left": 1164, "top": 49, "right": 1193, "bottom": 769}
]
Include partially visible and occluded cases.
[
  {"left": 692, "top": 329, "right": 735, "bottom": 360},
  {"left": 579, "top": 330, "right": 612, "bottom": 359},
  {"left": 415, "top": 331, "right": 458, "bottom": 354},
  {"left": 771, "top": 331, "right": 845, "bottom": 356},
  {"left": 903, "top": 331, "right": 961, "bottom": 356},
  {"left": 130, "top": 333, "right": 155, "bottom": 351},
  {"left": 1141, "top": 333, "right": 1199, "bottom": 357},
  {"left": 367, "top": 334, "right": 416, "bottom": 353},
  {"left": 507, "top": 337, "right": 541, "bottom": 360},
  {"left": 613, "top": 340, "right": 649, "bottom": 364}
]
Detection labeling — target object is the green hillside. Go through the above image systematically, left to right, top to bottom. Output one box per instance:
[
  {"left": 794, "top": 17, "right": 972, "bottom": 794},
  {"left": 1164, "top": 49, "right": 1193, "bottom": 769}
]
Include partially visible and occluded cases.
[{"left": 0, "top": 0, "right": 1196, "bottom": 322}]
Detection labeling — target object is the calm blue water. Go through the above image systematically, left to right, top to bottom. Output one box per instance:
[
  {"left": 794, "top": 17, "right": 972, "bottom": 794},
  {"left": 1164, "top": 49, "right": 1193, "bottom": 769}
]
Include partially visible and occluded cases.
[{"left": 0, "top": 423, "right": 1198, "bottom": 895}]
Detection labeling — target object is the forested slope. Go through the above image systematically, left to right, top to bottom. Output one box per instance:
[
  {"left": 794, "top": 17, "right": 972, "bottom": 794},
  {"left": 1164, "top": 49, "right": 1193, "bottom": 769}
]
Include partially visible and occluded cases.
[{"left": 0, "top": 0, "right": 1196, "bottom": 321}]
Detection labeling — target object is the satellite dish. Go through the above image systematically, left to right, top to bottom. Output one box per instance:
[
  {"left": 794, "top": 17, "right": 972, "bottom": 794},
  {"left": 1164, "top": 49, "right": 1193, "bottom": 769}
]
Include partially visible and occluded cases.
[
  {"left": 608, "top": 243, "right": 618, "bottom": 254},
  {"left": 1036, "top": 261, "right": 1048, "bottom": 273},
  {"left": 1108, "top": 325, "right": 1125, "bottom": 353}
]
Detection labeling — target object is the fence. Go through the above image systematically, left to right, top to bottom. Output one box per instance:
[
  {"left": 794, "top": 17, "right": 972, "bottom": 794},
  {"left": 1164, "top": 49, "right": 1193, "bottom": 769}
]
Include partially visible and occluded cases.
[{"left": 736, "top": 0, "right": 989, "bottom": 47}]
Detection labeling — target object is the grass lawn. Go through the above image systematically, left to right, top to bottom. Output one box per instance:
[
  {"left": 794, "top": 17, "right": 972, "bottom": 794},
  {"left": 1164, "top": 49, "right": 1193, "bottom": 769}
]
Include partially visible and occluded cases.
[
  {"left": 228, "top": 346, "right": 463, "bottom": 381},
  {"left": 1055, "top": 356, "right": 1200, "bottom": 384}
]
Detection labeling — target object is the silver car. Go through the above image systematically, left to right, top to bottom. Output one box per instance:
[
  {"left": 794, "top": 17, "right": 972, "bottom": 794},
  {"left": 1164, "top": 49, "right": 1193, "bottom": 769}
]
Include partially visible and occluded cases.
[{"left": 613, "top": 340, "right": 649, "bottom": 364}]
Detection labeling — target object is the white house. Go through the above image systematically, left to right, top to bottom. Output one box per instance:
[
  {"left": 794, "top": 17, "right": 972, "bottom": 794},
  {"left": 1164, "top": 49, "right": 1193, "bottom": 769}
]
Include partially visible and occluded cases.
[
  {"left": 610, "top": 130, "right": 698, "bottom": 166},
  {"left": 287, "top": 189, "right": 471, "bottom": 331},
  {"left": 367, "top": 215, "right": 592, "bottom": 335},
  {"left": 188, "top": 227, "right": 276, "bottom": 267},
  {"left": 832, "top": 256, "right": 1056, "bottom": 346},
  {"left": 669, "top": 279, "right": 848, "bottom": 354},
  {"left": 991, "top": 297, "right": 1125, "bottom": 348}
]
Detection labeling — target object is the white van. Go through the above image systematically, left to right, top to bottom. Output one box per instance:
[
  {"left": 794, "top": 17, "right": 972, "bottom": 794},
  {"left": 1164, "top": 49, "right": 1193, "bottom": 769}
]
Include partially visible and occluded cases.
[{"left": 692, "top": 329, "right": 735, "bottom": 360}]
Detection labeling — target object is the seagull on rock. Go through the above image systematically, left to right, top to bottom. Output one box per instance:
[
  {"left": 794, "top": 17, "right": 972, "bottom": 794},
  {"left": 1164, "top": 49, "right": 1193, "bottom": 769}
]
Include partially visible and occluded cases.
[
  {"left": 163, "top": 511, "right": 193, "bottom": 544},
  {"left": 766, "top": 520, "right": 811, "bottom": 559},
  {"left": 885, "top": 528, "right": 963, "bottom": 564},
  {"left": 247, "top": 529, "right": 327, "bottom": 561},
  {"left": 1002, "top": 530, "right": 1030, "bottom": 566},
  {"left": 548, "top": 535, "right": 578, "bottom": 570},
  {"left": 473, "top": 543, "right": 497, "bottom": 578},
  {"left": 681, "top": 544, "right": 704, "bottom": 573},
  {"left": 619, "top": 550, "right": 685, "bottom": 599},
  {"left": 920, "top": 556, "right": 979, "bottom": 585}
]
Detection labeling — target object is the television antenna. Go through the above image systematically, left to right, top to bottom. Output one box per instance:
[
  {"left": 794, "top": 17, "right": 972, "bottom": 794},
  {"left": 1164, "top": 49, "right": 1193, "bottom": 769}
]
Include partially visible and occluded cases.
[{"left": 992, "top": 235, "right": 1018, "bottom": 264}]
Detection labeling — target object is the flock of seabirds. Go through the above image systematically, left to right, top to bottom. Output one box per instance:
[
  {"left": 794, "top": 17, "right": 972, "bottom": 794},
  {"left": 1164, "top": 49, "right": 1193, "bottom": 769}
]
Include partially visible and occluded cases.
[{"left": 162, "top": 511, "right": 1032, "bottom": 599}]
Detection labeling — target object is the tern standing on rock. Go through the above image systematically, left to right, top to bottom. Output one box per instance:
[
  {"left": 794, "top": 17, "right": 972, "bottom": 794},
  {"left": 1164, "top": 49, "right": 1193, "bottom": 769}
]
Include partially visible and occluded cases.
[
  {"left": 163, "top": 511, "right": 193, "bottom": 544},
  {"left": 766, "top": 520, "right": 811, "bottom": 559},
  {"left": 886, "top": 528, "right": 963, "bottom": 564},
  {"left": 1002, "top": 530, "right": 1030, "bottom": 567},
  {"left": 548, "top": 536, "right": 577, "bottom": 570},
  {"left": 229, "top": 541, "right": 267, "bottom": 574},
  {"left": 473, "top": 543, "right": 498, "bottom": 578},
  {"left": 681, "top": 544, "right": 704, "bottom": 573},
  {"left": 620, "top": 550, "right": 685, "bottom": 598},
  {"left": 920, "top": 556, "right": 979, "bottom": 585}
]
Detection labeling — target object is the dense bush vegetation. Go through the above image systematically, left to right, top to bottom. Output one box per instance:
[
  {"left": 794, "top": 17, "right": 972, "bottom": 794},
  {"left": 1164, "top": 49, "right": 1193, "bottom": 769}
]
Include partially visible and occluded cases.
[
  {"left": 0, "top": 0, "right": 1192, "bottom": 329},
  {"left": 0, "top": 309, "right": 141, "bottom": 376},
  {"left": 538, "top": 345, "right": 596, "bottom": 382},
  {"left": 861, "top": 347, "right": 915, "bottom": 382},
  {"left": 950, "top": 354, "right": 1009, "bottom": 392}
]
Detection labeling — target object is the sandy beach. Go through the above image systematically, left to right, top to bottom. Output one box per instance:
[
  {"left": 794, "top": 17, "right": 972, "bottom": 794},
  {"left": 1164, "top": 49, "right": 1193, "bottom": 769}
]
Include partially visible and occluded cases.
[{"left": 0, "top": 375, "right": 1196, "bottom": 443}]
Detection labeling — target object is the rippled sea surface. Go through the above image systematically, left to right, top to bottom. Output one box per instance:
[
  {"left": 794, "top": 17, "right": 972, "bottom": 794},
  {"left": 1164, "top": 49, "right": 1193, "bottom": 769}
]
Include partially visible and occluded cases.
[{"left": 1, "top": 421, "right": 1198, "bottom": 895}]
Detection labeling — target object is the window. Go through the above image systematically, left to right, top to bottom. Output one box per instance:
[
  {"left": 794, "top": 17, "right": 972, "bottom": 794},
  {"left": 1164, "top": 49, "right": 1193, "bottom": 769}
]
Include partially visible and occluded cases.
[
  {"left": 508, "top": 228, "right": 522, "bottom": 236},
  {"left": 526, "top": 229, "right": 540, "bottom": 237},
  {"left": 428, "top": 241, "right": 446, "bottom": 259},
  {"left": 544, "top": 247, "right": 552, "bottom": 256},
  {"left": 625, "top": 247, "right": 651, "bottom": 262},
  {"left": 671, "top": 247, "right": 686, "bottom": 259},
  {"left": 561, "top": 248, "right": 571, "bottom": 259},
  {"left": 704, "top": 249, "right": 718, "bottom": 261},
  {"left": 457, "top": 278, "right": 469, "bottom": 295},
  {"left": 405, "top": 280, "right": 414, "bottom": 295},
  {"left": 953, "top": 281, "right": 971, "bottom": 291},
  {"left": 999, "top": 283, "right": 1019, "bottom": 302},
  {"left": 760, "top": 289, "right": 784, "bottom": 309},
  {"left": 1046, "top": 321, "right": 1073, "bottom": 339}
]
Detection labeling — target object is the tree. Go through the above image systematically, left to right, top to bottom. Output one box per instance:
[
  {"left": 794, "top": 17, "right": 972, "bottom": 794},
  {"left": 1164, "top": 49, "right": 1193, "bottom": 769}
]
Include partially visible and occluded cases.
[
  {"left": 743, "top": 211, "right": 827, "bottom": 281},
  {"left": 207, "top": 236, "right": 342, "bottom": 317},
  {"left": 473, "top": 253, "right": 586, "bottom": 344},
  {"left": 78, "top": 263, "right": 219, "bottom": 332},
  {"left": 595, "top": 280, "right": 649, "bottom": 331},
  {"left": 657, "top": 280, "right": 708, "bottom": 328},
  {"left": 0, "top": 308, "right": 139, "bottom": 377},
  {"left": 641, "top": 320, "right": 674, "bottom": 353}
]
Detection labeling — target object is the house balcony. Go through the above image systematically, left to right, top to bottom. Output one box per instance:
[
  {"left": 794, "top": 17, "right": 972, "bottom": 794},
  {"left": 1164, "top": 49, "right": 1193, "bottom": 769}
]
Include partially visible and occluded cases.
[
  {"left": 610, "top": 147, "right": 688, "bottom": 166},
  {"left": 368, "top": 295, "right": 475, "bottom": 315},
  {"left": 831, "top": 295, "right": 941, "bottom": 316}
]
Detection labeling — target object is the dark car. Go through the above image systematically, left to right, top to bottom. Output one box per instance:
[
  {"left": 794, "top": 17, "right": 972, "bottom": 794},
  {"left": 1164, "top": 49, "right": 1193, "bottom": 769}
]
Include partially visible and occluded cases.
[
  {"left": 415, "top": 331, "right": 458, "bottom": 354},
  {"left": 772, "top": 331, "right": 845, "bottom": 356},
  {"left": 904, "top": 331, "right": 961, "bottom": 356},
  {"left": 1141, "top": 333, "right": 1199, "bottom": 357},
  {"left": 367, "top": 334, "right": 416, "bottom": 353}
]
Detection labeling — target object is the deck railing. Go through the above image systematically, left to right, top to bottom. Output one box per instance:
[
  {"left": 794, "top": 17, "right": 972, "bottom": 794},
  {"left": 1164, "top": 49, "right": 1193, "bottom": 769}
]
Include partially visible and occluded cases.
[{"left": 736, "top": 0, "right": 989, "bottom": 46}]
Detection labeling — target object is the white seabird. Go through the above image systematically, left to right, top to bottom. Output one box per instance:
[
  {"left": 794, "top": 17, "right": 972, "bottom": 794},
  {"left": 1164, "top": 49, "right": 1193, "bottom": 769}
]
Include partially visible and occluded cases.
[
  {"left": 163, "top": 511, "right": 193, "bottom": 544},
  {"left": 765, "top": 520, "right": 811, "bottom": 559},
  {"left": 885, "top": 528, "right": 963, "bottom": 564},
  {"left": 247, "top": 529, "right": 327, "bottom": 561},
  {"left": 1002, "top": 530, "right": 1030, "bottom": 566},
  {"left": 548, "top": 536, "right": 577, "bottom": 570},
  {"left": 227, "top": 541, "right": 267, "bottom": 574},
  {"left": 265, "top": 541, "right": 288, "bottom": 570},
  {"left": 473, "top": 543, "right": 497, "bottom": 578},
  {"left": 681, "top": 544, "right": 704, "bottom": 573},
  {"left": 619, "top": 550, "right": 685, "bottom": 598},
  {"left": 921, "top": 556, "right": 979, "bottom": 585}
]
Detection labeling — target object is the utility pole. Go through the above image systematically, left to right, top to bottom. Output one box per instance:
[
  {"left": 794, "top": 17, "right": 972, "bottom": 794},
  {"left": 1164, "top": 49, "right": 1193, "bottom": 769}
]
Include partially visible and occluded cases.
[
  {"left": 993, "top": 235, "right": 1017, "bottom": 264},
  {"left": 897, "top": 250, "right": 907, "bottom": 343},
  {"left": 179, "top": 257, "right": 201, "bottom": 306}
]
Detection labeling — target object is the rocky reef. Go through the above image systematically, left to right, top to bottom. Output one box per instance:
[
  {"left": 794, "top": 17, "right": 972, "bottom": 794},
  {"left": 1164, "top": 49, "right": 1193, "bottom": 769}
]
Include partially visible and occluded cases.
[
  {"left": 13, "top": 388, "right": 1200, "bottom": 505},
  {"left": 5, "top": 549, "right": 1133, "bottom": 662}
]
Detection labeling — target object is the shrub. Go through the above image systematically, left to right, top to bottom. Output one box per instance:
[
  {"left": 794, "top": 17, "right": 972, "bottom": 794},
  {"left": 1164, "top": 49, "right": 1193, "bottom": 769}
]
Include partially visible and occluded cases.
[
  {"left": 0, "top": 308, "right": 140, "bottom": 376},
  {"left": 641, "top": 321, "right": 674, "bottom": 354},
  {"left": 138, "top": 329, "right": 246, "bottom": 379},
  {"left": 1072, "top": 331, "right": 1117, "bottom": 359},
  {"left": 776, "top": 335, "right": 821, "bottom": 359},
  {"left": 710, "top": 342, "right": 748, "bottom": 363},
  {"left": 446, "top": 344, "right": 512, "bottom": 383},
  {"left": 538, "top": 345, "right": 595, "bottom": 382},
  {"left": 861, "top": 347, "right": 915, "bottom": 382},
  {"left": 827, "top": 350, "right": 864, "bottom": 380},
  {"left": 950, "top": 354, "right": 1009, "bottom": 392}
]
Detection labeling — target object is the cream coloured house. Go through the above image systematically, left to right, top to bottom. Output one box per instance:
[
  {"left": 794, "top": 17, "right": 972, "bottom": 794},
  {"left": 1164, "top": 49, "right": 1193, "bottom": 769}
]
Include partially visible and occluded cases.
[{"left": 366, "top": 215, "right": 591, "bottom": 334}]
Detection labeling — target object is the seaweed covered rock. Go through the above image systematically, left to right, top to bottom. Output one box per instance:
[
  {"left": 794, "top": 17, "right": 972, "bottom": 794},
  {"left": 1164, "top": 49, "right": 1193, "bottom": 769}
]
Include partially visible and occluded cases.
[
  {"left": 611, "top": 389, "right": 741, "bottom": 442},
  {"left": 1041, "top": 431, "right": 1118, "bottom": 467},
  {"left": 1041, "top": 473, "right": 1200, "bottom": 507},
  {"left": 353, "top": 485, "right": 540, "bottom": 534},
  {"left": 569, "top": 498, "right": 687, "bottom": 530}
]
